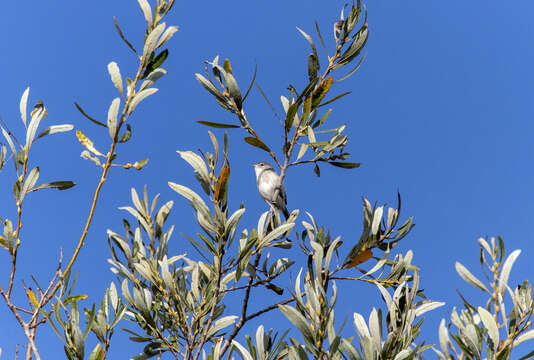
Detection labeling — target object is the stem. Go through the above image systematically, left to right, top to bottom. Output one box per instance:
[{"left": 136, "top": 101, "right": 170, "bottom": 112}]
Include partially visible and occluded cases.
[
  {"left": 43, "top": 61, "right": 146, "bottom": 307},
  {"left": 192, "top": 252, "right": 224, "bottom": 360},
  {"left": 220, "top": 254, "right": 261, "bottom": 356}
]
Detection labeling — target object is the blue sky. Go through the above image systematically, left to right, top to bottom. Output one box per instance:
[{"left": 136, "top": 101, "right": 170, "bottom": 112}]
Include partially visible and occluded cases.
[{"left": 1, "top": 0, "right": 534, "bottom": 358}]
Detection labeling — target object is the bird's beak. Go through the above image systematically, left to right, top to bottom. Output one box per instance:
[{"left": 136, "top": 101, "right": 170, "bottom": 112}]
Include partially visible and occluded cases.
[{"left": 251, "top": 163, "right": 255, "bottom": 167}]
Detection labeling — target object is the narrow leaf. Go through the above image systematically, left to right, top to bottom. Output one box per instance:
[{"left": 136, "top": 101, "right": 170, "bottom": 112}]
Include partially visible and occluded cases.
[
  {"left": 107, "top": 62, "right": 123, "bottom": 96},
  {"left": 20, "top": 87, "right": 30, "bottom": 127},
  {"left": 128, "top": 88, "right": 158, "bottom": 115},
  {"left": 107, "top": 97, "right": 120, "bottom": 139},
  {"left": 74, "top": 102, "right": 106, "bottom": 127},
  {"left": 196, "top": 120, "right": 240, "bottom": 129},
  {"left": 36, "top": 124, "right": 74, "bottom": 140},
  {"left": 244, "top": 137, "right": 271, "bottom": 153},
  {"left": 329, "top": 162, "right": 360, "bottom": 169},
  {"left": 455, "top": 262, "right": 489, "bottom": 293}
]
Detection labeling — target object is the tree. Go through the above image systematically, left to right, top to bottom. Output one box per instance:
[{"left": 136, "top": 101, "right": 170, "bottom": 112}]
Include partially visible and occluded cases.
[{"left": 1, "top": 1, "right": 533, "bottom": 359}]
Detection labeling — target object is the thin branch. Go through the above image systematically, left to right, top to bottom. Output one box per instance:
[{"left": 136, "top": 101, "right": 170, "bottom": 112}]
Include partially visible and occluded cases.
[{"left": 220, "top": 254, "right": 261, "bottom": 356}]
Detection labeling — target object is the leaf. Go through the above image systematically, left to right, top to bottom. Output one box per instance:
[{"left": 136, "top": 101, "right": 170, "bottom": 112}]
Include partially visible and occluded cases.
[
  {"left": 137, "top": 0, "right": 153, "bottom": 29},
  {"left": 113, "top": 17, "right": 137, "bottom": 54},
  {"left": 142, "top": 23, "right": 165, "bottom": 61},
  {"left": 156, "top": 26, "right": 179, "bottom": 48},
  {"left": 296, "top": 27, "right": 318, "bottom": 64},
  {"left": 142, "top": 49, "right": 168, "bottom": 79},
  {"left": 336, "top": 53, "right": 366, "bottom": 83},
  {"left": 308, "top": 54, "right": 319, "bottom": 81},
  {"left": 107, "top": 62, "right": 123, "bottom": 96},
  {"left": 242, "top": 63, "right": 258, "bottom": 102},
  {"left": 223, "top": 65, "right": 242, "bottom": 108},
  {"left": 140, "top": 68, "right": 167, "bottom": 91},
  {"left": 195, "top": 73, "right": 225, "bottom": 102},
  {"left": 20, "top": 87, "right": 30, "bottom": 127},
  {"left": 128, "top": 88, "right": 158, "bottom": 115},
  {"left": 317, "top": 91, "right": 352, "bottom": 108},
  {"left": 301, "top": 96, "right": 312, "bottom": 126},
  {"left": 107, "top": 97, "right": 120, "bottom": 139},
  {"left": 285, "top": 101, "right": 300, "bottom": 131},
  {"left": 74, "top": 102, "right": 106, "bottom": 127},
  {"left": 26, "top": 104, "right": 47, "bottom": 148},
  {"left": 196, "top": 120, "right": 240, "bottom": 129},
  {"left": 36, "top": 124, "right": 74, "bottom": 140},
  {"left": 120, "top": 124, "right": 132, "bottom": 143},
  {"left": 1, "top": 126, "right": 18, "bottom": 164},
  {"left": 76, "top": 130, "right": 104, "bottom": 156},
  {"left": 244, "top": 137, "right": 271, "bottom": 153},
  {"left": 297, "top": 144, "right": 308, "bottom": 160},
  {"left": 177, "top": 150, "right": 210, "bottom": 195},
  {"left": 80, "top": 151, "right": 101, "bottom": 166},
  {"left": 133, "top": 159, "right": 149, "bottom": 170},
  {"left": 329, "top": 161, "right": 360, "bottom": 169},
  {"left": 215, "top": 163, "right": 230, "bottom": 203},
  {"left": 313, "top": 163, "right": 320, "bottom": 177},
  {"left": 21, "top": 167, "right": 39, "bottom": 200},
  {"left": 30, "top": 181, "right": 76, "bottom": 192},
  {"left": 259, "top": 223, "right": 295, "bottom": 249},
  {"left": 345, "top": 249, "right": 372, "bottom": 268},
  {"left": 498, "top": 249, "right": 521, "bottom": 295},
  {"left": 455, "top": 262, "right": 490, "bottom": 293},
  {"left": 27, "top": 289, "right": 39, "bottom": 307},
  {"left": 414, "top": 301, "right": 445, "bottom": 317},
  {"left": 278, "top": 305, "right": 315, "bottom": 345},
  {"left": 477, "top": 307, "right": 499, "bottom": 350},
  {"left": 206, "top": 315, "right": 238, "bottom": 338},
  {"left": 515, "top": 329, "right": 534, "bottom": 347},
  {"left": 231, "top": 340, "right": 254, "bottom": 360}
]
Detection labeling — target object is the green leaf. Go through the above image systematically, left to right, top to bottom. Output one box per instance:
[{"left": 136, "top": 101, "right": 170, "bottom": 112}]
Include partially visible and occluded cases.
[
  {"left": 113, "top": 17, "right": 137, "bottom": 55},
  {"left": 142, "top": 49, "right": 168, "bottom": 79},
  {"left": 307, "top": 54, "right": 319, "bottom": 81},
  {"left": 336, "top": 54, "right": 366, "bottom": 83},
  {"left": 317, "top": 91, "right": 352, "bottom": 108},
  {"left": 285, "top": 101, "right": 300, "bottom": 131},
  {"left": 74, "top": 102, "right": 106, "bottom": 127},
  {"left": 196, "top": 120, "right": 240, "bottom": 129},
  {"left": 120, "top": 124, "right": 132, "bottom": 143},
  {"left": 244, "top": 137, "right": 271, "bottom": 153},
  {"left": 329, "top": 161, "right": 360, "bottom": 169},
  {"left": 313, "top": 163, "right": 320, "bottom": 177},
  {"left": 30, "top": 181, "right": 76, "bottom": 192}
]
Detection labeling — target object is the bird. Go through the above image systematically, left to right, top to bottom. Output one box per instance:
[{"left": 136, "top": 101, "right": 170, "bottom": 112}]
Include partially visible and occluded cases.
[{"left": 252, "top": 161, "right": 290, "bottom": 219}]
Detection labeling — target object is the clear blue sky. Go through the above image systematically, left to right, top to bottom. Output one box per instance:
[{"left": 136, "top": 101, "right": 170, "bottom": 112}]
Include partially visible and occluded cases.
[{"left": 1, "top": 0, "right": 534, "bottom": 358}]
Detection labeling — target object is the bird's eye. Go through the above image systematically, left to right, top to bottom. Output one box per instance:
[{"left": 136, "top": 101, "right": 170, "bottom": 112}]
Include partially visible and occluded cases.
[{"left": 260, "top": 164, "right": 263, "bottom": 167}]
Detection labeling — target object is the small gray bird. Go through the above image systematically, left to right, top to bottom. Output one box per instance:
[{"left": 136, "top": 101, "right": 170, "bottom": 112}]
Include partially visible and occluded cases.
[{"left": 252, "top": 161, "right": 290, "bottom": 219}]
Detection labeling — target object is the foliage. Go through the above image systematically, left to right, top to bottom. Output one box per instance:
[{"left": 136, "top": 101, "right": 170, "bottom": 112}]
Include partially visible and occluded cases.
[{"left": 0, "top": 1, "right": 533, "bottom": 360}]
